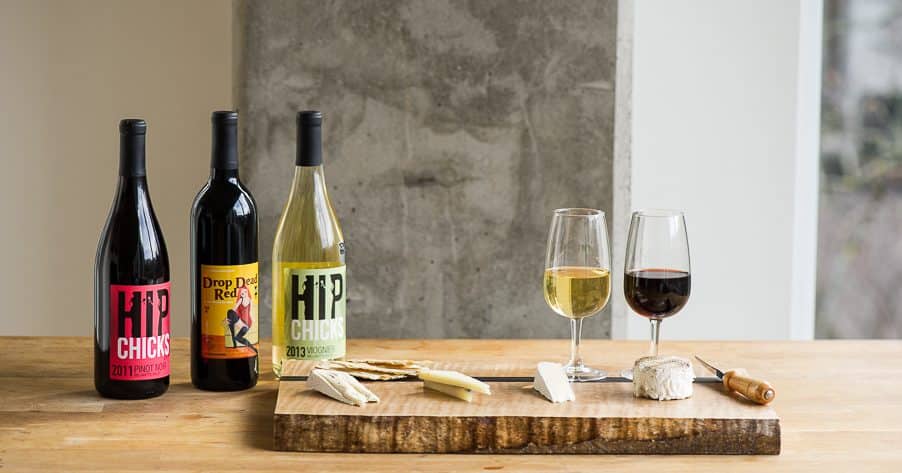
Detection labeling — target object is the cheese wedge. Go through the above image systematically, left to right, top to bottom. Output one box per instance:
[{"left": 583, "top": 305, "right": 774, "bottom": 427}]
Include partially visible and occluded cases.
[
  {"left": 632, "top": 356, "right": 694, "bottom": 401},
  {"left": 533, "top": 362, "right": 575, "bottom": 403},
  {"left": 307, "top": 369, "right": 379, "bottom": 406},
  {"left": 418, "top": 369, "right": 491, "bottom": 395},
  {"left": 423, "top": 380, "right": 474, "bottom": 402}
]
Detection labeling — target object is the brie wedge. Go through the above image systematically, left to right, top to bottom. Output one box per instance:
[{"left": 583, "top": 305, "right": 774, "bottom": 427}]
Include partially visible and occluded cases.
[
  {"left": 632, "top": 356, "right": 694, "bottom": 401},
  {"left": 533, "top": 362, "right": 575, "bottom": 403},
  {"left": 307, "top": 368, "right": 379, "bottom": 406},
  {"left": 418, "top": 369, "right": 491, "bottom": 395},
  {"left": 423, "top": 380, "right": 473, "bottom": 402}
]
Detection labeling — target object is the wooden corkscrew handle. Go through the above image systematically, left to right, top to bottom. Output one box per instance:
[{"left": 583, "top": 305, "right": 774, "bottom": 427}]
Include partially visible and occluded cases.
[{"left": 722, "top": 370, "right": 775, "bottom": 405}]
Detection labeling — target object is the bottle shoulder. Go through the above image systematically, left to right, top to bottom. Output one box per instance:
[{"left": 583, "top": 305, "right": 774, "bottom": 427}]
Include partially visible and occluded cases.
[
  {"left": 192, "top": 179, "right": 258, "bottom": 220},
  {"left": 190, "top": 182, "right": 212, "bottom": 215},
  {"left": 96, "top": 186, "right": 169, "bottom": 281},
  {"left": 272, "top": 198, "right": 343, "bottom": 263},
  {"left": 104, "top": 205, "right": 169, "bottom": 253}
]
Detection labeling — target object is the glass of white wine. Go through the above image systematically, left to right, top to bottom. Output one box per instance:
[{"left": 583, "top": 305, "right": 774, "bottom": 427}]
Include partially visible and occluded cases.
[{"left": 543, "top": 208, "right": 612, "bottom": 381}]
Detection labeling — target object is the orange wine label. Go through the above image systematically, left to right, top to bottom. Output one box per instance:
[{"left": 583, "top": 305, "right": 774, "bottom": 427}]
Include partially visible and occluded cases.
[{"left": 200, "top": 263, "right": 259, "bottom": 359}]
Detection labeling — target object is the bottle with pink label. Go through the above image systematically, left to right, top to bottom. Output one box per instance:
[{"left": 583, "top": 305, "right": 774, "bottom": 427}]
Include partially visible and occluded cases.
[{"left": 94, "top": 119, "right": 171, "bottom": 399}]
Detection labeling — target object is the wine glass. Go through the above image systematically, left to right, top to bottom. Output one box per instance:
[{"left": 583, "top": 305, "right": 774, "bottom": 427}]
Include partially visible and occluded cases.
[
  {"left": 543, "top": 208, "right": 612, "bottom": 381},
  {"left": 624, "top": 209, "right": 691, "bottom": 358}
]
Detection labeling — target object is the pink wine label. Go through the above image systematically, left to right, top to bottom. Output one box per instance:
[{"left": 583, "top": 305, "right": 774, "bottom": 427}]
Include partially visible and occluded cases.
[{"left": 109, "top": 283, "right": 171, "bottom": 380}]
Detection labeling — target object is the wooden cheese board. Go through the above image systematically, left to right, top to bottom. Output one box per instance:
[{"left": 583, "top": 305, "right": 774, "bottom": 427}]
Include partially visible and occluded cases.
[{"left": 273, "top": 360, "right": 780, "bottom": 454}]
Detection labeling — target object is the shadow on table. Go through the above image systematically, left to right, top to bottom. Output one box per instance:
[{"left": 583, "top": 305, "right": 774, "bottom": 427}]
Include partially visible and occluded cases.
[{"left": 242, "top": 383, "right": 278, "bottom": 450}]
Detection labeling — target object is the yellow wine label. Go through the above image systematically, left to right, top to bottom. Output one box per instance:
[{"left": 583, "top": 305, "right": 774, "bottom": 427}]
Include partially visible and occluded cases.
[
  {"left": 200, "top": 263, "right": 259, "bottom": 359},
  {"left": 276, "top": 264, "right": 346, "bottom": 360}
]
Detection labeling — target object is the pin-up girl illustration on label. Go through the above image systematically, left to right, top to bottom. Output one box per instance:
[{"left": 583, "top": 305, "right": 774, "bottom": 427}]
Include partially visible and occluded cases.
[{"left": 226, "top": 283, "right": 258, "bottom": 354}]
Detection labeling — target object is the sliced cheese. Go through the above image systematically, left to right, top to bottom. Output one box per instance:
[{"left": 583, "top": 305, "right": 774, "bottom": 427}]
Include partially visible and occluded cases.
[
  {"left": 632, "top": 355, "right": 694, "bottom": 401},
  {"left": 533, "top": 362, "right": 575, "bottom": 403},
  {"left": 307, "top": 368, "right": 379, "bottom": 406},
  {"left": 418, "top": 369, "right": 491, "bottom": 395},
  {"left": 423, "top": 380, "right": 474, "bottom": 402}
]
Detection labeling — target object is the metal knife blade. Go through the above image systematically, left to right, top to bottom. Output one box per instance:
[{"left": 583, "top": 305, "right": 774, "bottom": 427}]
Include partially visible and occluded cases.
[{"left": 694, "top": 356, "right": 725, "bottom": 378}]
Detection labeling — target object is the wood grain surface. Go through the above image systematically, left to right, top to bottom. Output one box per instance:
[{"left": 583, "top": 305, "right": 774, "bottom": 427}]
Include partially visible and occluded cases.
[
  {"left": 2, "top": 337, "right": 902, "bottom": 471},
  {"left": 275, "top": 360, "right": 779, "bottom": 454}
]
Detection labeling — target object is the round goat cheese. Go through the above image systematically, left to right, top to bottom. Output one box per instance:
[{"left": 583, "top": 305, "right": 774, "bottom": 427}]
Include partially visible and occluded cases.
[{"left": 632, "top": 355, "right": 694, "bottom": 401}]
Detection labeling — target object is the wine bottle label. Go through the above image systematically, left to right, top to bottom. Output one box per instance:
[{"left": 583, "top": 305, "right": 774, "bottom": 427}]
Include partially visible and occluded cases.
[
  {"left": 199, "top": 263, "right": 259, "bottom": 359},
  {"left": 277, "top": 264, "right": 346, "bottom": 360},
  {"left": 109, "top": 283, "right": 171, "bottom": 380}
]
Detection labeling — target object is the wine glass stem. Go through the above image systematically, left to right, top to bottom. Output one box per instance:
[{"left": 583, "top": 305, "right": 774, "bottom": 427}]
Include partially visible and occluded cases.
[
  {"left": 569, "top": 318, "right": 584, "bottom": 369},
  {"left": 649, "top": 318, "right": 662, "bottom": 356}
]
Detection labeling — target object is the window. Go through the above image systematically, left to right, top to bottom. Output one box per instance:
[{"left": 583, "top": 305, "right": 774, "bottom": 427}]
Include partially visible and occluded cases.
[{"left": 819, "top": 0, "right": 902, "bottom": 338}]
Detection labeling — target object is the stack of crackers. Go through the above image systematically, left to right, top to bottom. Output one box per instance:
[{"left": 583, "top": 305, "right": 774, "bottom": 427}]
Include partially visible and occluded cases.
[{"left": 314, "top": 359, "right": 430, "bottom": 380}]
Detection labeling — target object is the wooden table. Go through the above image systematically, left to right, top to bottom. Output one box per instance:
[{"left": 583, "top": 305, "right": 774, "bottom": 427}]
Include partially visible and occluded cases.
[{"left": 2, "top": 337, "right": 901, "bottom": 471}]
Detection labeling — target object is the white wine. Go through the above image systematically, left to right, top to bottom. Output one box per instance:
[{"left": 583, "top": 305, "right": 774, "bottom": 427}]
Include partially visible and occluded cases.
[
  {"left": 272, "top": 111, "right": 346, "bottom": 377},
  {"left": 543, "top": 266, "right": 611, "bottom": 319}
]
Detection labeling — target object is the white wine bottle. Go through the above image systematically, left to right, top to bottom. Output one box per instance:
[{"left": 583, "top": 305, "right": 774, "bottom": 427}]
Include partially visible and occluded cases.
[{"left": 272, "top": 111, "right": 346, "bottom": 377}]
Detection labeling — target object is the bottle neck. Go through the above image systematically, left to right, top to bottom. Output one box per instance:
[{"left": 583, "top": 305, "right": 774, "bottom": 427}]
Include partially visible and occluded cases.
[
  {"left": 211, "top": 119, "right": 238, "bottom": 172},
  {"left": 296, "top": 122, "right": 322, "bottom": 166},
  {"left": 119, "top": 133, "right": 146, "bottom": 177},
  {"left": 210, "top": 168, "right": 239, "bottom": 182},
  {"left": 115, "top": 175, "right": 149, "bottom": 205},
  {"left": 118, "top": 175, "right": 148, "bottom": 185}
]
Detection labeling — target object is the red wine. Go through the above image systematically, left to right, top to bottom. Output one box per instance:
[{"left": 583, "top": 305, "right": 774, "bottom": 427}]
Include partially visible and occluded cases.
[
  {"left": 190, "top": 111, "right": 259, "bottom": 391},
  {"left": 94, "top": 119, "right": 170, "bottom": 399},
  {"left": 624, "top": 269, "right": 691, "bottom": 319}
]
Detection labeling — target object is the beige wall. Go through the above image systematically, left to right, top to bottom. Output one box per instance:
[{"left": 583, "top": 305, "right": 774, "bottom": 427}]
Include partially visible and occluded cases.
[{"left": 0, "top": 0, "right": 232, "bottom": 336}]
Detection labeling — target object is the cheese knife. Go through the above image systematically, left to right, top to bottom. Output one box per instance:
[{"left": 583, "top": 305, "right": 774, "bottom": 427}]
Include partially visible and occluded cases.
[{"left": 694, "top": 356, "right": 775, "bottom": 405}]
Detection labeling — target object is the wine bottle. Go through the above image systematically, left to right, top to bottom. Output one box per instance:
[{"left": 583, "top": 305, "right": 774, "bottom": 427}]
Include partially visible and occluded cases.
[
  {"left": 190, "top": 111, "right": 259, "bottom": 391},
  {"left": 272, "top": 111, "right": 346, "bottom": 377},
  {"left": 94, "top": 119, "right": 171, "bottom": 399}
]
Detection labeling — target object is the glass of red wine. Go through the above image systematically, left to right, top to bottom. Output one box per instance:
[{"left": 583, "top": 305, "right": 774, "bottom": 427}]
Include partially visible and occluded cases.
[{"left": 624, "top": 210, "right": 691, "bottom": 358}]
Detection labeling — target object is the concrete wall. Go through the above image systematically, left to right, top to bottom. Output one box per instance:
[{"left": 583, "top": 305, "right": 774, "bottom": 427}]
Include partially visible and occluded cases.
[
  {"left": 0, "top": 0, "right": 232, "bottom": 337},
  {"left": 235, "top": 0, "right": 622, "bottom": 339}
]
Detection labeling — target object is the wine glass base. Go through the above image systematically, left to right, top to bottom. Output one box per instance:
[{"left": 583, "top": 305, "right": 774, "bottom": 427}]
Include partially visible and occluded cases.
[
  {"left": 564, "top": 365, "right": 606, "bottom": 382},
  {"left": 620, "top": 368, "right": 633, "bottom": 380}
]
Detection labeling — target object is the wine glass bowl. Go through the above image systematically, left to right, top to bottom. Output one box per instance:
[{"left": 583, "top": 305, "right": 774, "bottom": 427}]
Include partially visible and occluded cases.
[{"left": 543, "top": 208, "right": 612, "bottom": 381}]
